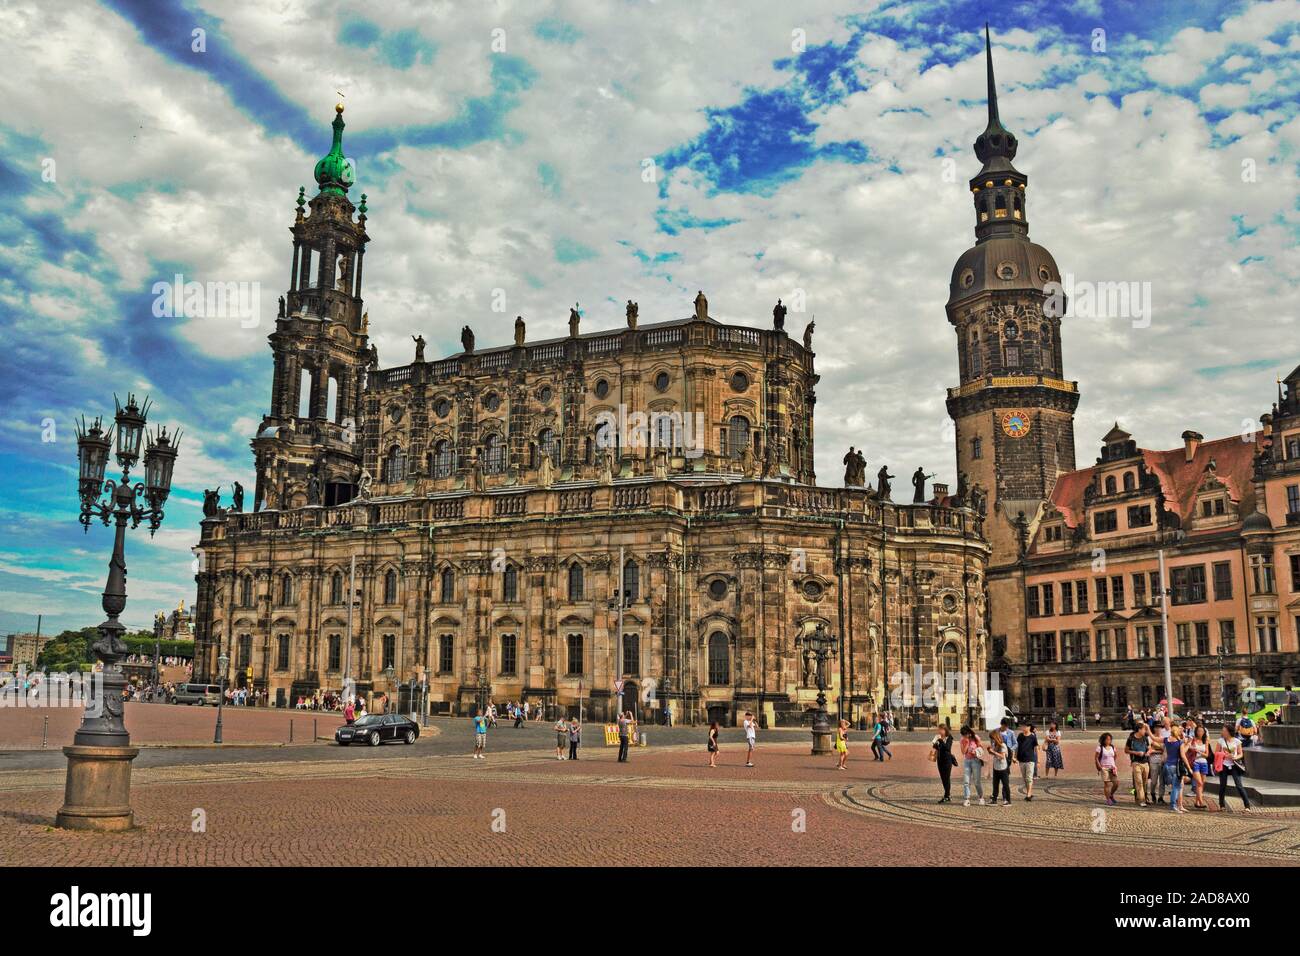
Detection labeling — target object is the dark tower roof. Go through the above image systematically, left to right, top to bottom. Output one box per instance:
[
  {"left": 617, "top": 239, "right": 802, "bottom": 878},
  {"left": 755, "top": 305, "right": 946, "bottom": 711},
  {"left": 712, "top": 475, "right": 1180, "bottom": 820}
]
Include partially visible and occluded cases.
[{"left": 973, "top": 24, "right": 1019, "bottom": 172}]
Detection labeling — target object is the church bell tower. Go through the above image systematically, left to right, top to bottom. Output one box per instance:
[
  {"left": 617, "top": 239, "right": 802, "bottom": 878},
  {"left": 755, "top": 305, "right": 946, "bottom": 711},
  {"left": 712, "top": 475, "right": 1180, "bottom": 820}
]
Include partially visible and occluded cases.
[
  {"left": 946, "top": 27, "right": 1079, "bottom": 566},
  {"left": 253, "top": 103, "right": 373, "bottom": 511}
]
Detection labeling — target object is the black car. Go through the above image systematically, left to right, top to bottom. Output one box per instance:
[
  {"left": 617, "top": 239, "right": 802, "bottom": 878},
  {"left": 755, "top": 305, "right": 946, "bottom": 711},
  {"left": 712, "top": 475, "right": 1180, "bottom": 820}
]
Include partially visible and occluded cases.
[{"left": 335, "top": 714, "right": 419, "bottom": 746}]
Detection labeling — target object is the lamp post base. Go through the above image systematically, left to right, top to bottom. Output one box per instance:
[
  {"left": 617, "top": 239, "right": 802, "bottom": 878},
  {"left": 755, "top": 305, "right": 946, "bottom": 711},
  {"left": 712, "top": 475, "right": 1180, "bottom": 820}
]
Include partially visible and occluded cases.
[
  {"left": 810, "top": 711, "right": 834, "bottom": 755},
  {"left": 56, "top": 744, "right": 139, "bottom": 832}
]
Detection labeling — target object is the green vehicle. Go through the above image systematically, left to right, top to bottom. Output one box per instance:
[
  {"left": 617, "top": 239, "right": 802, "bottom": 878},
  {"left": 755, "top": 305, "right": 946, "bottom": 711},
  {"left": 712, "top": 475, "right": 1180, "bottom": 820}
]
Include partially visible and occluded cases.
[{"left": 1240, "top": 686, "right": 1293, "bottom": 724}]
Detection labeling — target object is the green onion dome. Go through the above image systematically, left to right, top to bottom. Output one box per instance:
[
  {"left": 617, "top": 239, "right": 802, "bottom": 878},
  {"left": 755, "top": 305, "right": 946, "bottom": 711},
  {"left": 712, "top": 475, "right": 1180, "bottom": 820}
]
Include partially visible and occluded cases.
[{"left": 313, "top": 103, "right": 355, "bottom": 197}]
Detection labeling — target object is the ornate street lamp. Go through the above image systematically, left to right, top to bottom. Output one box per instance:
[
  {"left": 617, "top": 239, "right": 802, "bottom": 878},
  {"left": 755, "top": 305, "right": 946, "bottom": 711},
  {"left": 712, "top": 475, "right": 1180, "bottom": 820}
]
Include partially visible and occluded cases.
[
  {"left": 58, "top": 395, "right": 180, "bottom": 832},
  {"left": 797, "top": 623, "right": 839, "bottom": 755},
  {"left": 215, "top": 651, "right": 230, "bottom": 744}
]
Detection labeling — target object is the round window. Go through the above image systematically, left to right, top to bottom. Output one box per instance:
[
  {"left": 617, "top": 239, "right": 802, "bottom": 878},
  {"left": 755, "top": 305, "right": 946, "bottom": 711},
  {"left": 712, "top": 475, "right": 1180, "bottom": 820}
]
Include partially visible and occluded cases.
[
  {"left": 996, "top": 261, "right": 1018, "bottom": 280},
  {"left": 1037, "top": 265, "right": 1052, "bottom": 283},
  {"left": 959, "top": 268, "right": 975, "bottom": 289},
  {"left": 1004, "top": 320, "right": 1020, "bottom": 340},
  {"left": 730, "top": 370, "right": 749, "bottom": 392},
  {"left": 654, "top": 371, "right": 670, "bottom": 392},
  {"left": 594, "top": 379, "right": 609, "bottom": 399},
  {"left": 538, "top": 385, "right": 553, "bottom": 404},
  {"left": 483, "top": 392, "right": 501, "bottom": 412},
  {"left": 434, "top": 398, "right": 450, "bottom": 418},
  {"left": 708, "top": 579, "right": 727, "bottom": 601},
  {"left": 801, "top": 580, "right": 824, "bottom": 601},
  {"left": 942, "top": 594, "right": 958, "bottom": 614}
]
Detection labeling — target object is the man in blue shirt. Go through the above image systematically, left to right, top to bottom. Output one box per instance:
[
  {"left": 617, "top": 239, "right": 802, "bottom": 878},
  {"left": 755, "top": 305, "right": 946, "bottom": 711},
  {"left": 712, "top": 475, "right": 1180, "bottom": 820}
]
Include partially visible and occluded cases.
[
  {"left": 472, "top": 712, "right": 488, "bottom": 759},
  {"left": 998, "top": 718, "right": 1016, "bottom": 760}
]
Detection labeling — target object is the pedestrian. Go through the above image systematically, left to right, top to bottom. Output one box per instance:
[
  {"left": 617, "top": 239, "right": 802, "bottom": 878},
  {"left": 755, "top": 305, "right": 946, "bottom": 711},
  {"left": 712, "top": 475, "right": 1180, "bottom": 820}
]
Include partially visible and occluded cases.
[
  {"left": 343, "top": 699, "right": 355, "bottom": 725},
  {"left": 514, "top": 705, "right": 524, "bottom": 729},
  {"left": 1235, "top": 706, "right": 1257, "bottom": 749},
  {"left": 472, "top": 710, "right": 488, "bottom": 759},
  {"left": 617, "top": 710, "right": 631, "bottom": 762},
  {"left": 742, "top": 711, "right": 757, "bottom": 767},
  {"left": 870, "top": 713, "right": 884, "bottom": 761},
  {"left": 876, "top": 714, "right": 893, "bottom": 760},
  {"left": 554, "top": 716, "right": 568, "bottom": 760},
  {"left": 567, "top": 716, "right": 581, "bottom": 760},
  {"left": 835, "top": 718, "right": 850, "bottom": 770},
  {"left": 997, "top": 718, "right": 1016, "bottom": 765},
  {"left": 1124, "top": 720, "right": 1151, "bottom": 807},
  {"left": 707, "top": 721, "right": 719, "bottom": 768},
  {"left": 1043, "top": 721, "right": 1064, "bottom": 776},
  {"left": 1015, "top": 723, "right": 1039, "bottom": 801},
  {"left": 1214, "top": 723, "right": 1251, "bottom": 812},
  {"left": 931, "top": 724, "right": 956, "bottom": 803},
  {"left": 1147, "top": 724, "right": 1166, "bottom": 805},
  {"left": 1164, "top": 724, "right": 1189, "bottom": 813},
  {"left": 1188, "top": 724, "right": 1211, "bottom": 809},
  {"left": 958, "top": 725, "right": 986, "bottom": 806},
  {"left": 988, "top": 725, "right": 1011, "bottom": 806},
  {"left": 1095, "top": 732, "right": 1119, "bottom": 805}
]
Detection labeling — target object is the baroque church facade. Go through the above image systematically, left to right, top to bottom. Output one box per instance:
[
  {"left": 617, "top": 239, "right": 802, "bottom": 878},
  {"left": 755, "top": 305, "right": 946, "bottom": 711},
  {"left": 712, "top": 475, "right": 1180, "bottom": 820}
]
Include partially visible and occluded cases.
[{"left": 191, "top": 94, "right": 993, "bottom": 725}]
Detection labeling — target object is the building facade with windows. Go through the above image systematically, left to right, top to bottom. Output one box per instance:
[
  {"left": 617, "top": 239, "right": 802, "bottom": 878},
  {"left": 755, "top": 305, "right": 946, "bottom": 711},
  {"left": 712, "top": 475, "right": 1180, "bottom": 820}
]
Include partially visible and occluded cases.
[
  {"left": 191, "top": 104, "right": 990, "bottom": 725},
  {"left": 1006, "top": 374, "right": 1300, "bottom": 715}
]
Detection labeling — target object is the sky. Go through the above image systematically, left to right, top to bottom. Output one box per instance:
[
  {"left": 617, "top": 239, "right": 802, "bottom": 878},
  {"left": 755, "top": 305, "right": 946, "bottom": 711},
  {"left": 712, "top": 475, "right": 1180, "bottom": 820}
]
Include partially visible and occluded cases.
[{"left": 0, "top": 0, "right": 1296, "bottom": 636}]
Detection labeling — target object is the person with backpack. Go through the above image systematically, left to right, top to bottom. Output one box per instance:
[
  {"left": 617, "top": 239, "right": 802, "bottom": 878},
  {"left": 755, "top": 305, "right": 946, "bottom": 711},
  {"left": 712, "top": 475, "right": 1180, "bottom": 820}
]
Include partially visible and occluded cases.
[
  {"left": 1235, "top": 706, "right": 1257, "bottom": 748},
  {"left": 1124, "top": 721, "right": 1152, "bottom": 807}
]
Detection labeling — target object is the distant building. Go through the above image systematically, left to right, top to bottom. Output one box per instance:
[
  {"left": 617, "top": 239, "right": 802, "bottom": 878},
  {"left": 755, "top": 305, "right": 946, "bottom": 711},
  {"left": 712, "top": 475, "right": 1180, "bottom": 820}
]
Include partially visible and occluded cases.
[{"left": 10, "top": 632, "right": 54, "bottom": 669}]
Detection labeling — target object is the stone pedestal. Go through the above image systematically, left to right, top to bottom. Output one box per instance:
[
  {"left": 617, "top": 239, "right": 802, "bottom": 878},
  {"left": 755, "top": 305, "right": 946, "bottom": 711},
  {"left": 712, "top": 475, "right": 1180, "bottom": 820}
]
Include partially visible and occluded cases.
[
  {"left": 811, "top": 727, "right": 833, "bottom": 754},
  {"left": 56, "top": 744, "right": 139, "bottom": 832}
]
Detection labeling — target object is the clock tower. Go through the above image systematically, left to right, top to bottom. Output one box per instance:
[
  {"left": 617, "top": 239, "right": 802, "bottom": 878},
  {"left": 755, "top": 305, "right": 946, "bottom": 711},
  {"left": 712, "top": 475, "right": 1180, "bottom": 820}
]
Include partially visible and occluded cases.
[{"left": 945, "top": 27, "right": 1079, "bottom": 566}]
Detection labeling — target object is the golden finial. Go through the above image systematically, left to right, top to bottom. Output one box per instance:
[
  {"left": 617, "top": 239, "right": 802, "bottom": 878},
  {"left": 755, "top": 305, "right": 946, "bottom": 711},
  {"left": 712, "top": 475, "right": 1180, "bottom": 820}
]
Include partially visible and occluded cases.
[{"left": 335, "top": 102, "right": 345, "bottom": 114}]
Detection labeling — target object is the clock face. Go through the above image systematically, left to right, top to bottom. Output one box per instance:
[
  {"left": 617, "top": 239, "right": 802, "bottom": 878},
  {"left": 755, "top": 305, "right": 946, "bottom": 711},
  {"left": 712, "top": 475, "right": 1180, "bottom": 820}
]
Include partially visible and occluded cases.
[{"left": 1002, "top": 410, "right": 1031, "bottom": 438}]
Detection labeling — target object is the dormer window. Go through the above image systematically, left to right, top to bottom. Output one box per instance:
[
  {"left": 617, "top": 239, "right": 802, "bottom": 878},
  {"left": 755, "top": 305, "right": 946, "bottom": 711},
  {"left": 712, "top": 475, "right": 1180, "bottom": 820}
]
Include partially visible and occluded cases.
[
  {"left": 1123, "top": 471, "right": 1135, "bottom": 492},
  {"left": 1104, "top": 475, "right": 1117, "bottom": 495}
]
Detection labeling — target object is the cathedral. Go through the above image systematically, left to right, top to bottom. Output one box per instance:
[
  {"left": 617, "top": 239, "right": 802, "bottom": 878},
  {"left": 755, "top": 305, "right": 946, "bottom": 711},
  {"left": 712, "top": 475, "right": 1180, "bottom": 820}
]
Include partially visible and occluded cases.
[{"left": 188, "top": 44, "right": 1037, "bottom": 727}]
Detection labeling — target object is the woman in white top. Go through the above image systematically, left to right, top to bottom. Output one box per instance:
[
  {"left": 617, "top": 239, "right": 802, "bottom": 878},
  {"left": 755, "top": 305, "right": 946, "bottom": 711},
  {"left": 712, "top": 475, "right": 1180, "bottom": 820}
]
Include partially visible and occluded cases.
[
  {"left": 1215, "top": 724, "right": 1252, "bottom": 811},
  {"left": 1187, "top": 725, "right": 1211, "bottom": 809}
]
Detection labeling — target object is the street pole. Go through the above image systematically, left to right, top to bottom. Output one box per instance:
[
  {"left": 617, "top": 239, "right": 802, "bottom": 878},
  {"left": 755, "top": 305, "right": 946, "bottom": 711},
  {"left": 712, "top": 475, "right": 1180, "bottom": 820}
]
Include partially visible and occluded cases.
[
  {"left": 616, "top": 545, "right": 625, "bottom": 720},
  {"left": 1158, "top": 548, "right": 1175, "bottom": 717},
  {"left": 344, "top": 553, "right": 355, "bottom": 700},
  {"left": 152, "top": 611, "right": 163, "bottom": 701}
]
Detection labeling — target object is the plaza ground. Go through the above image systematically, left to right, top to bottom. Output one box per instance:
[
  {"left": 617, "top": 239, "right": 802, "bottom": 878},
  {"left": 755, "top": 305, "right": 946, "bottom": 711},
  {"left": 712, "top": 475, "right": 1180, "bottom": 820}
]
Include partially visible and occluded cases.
[{"left": 1, "top": 705, "right": 1296, "bottom": 866}]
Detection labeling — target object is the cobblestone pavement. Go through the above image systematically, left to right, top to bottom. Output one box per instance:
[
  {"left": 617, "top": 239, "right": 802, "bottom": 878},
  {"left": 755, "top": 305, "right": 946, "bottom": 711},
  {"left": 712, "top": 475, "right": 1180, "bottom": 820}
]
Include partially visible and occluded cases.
[{"left": 2, "top": 738, "right": 1294, "bottom": 866}]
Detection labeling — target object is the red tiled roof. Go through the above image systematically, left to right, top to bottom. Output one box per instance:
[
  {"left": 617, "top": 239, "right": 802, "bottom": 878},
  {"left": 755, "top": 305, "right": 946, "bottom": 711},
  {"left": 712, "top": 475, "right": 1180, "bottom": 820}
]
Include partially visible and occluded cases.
[{"left": 1048, "top": 433, "right": 1261, "bottom": 529}]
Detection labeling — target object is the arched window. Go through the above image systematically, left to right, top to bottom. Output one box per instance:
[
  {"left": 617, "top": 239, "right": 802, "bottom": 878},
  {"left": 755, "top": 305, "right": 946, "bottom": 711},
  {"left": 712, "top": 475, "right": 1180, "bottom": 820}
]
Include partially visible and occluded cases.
[
  {"left": 969, "top": 331, "right": 982, "bottom": 377},
  {"left": 298, "top": 368, "right": 312, "bottom": 418},
  {"left": 326, "top": 375, "right": 338, "bottom": 423},
  {"left": 652, "top": 412, "right": 677, "bottom": 453},
  {"left": 728, "top": 415, "right": 750, "bottom": 460},
  {"left": 593, "top": 421, "right": 613, "bottom": 458},
  {"left": 538, "top": 428, "right": 558, "bottom": 464},
  {"left": 483, "top": 434, "right": 506, "bottom": 474},
  {"left": 431, "top": 439, "right": 454, "bottom": 478},
  {"left": 384, "top": 445, "right": 406, "bottom": 483},
  {"left": 1122, "top": 471, "right": 1135, "bottom": 492},
  {"left": 1104, "top": 475, "right": 1117, "bottom": 495},
  {"left": 622, "top": 559, "right": 639, "bottom": 603},
  {"left": 568, "top": 563, "right": 584, "bottom": 602},
  {"left": 503, "top": 564, "right": 518, "bottom": 602},
  {"left": 440, "top": 567, "right": 455, "bottom": 603},
  {"left": 383, "top": 568, "right": 398, "bottom": 604},
  {"left": 330, "top": 571, "right": 343, "bottom": 605},
  {"left": 279, "top": 573, "right": 294, "bottom": 605},
  {"left": 240, "top": 574, "right": 254, "bottom": 608},
  {"left": 708, "top": 632, "right": 730, "bottom": 685},
  {"left": 499, "top": 633, "right": 517, "bottom": 676},
  {"left": 622, "top": 633, "right": 639, "bottom": 676},
  {"left": 328, "top": 634, "right": 341, "bottom": 671},
  {"left": 940, "top": 642, "right": 960, "bottom": 675}
]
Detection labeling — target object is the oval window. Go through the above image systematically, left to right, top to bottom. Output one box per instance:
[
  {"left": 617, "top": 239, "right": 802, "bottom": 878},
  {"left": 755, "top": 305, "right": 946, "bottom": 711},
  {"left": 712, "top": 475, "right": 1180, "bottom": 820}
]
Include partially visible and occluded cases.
[
  {"left": 959, "top": 268, "right": 975, "bottom": 289},
  {"left": 730, "top": 370, "right": 749, "bottom": 393},
  {"left": 654, "top": 371, "right": 670, "bottom": 392},
  {"left": 594, "top": 379, "right": 609, "bottom": 399},
  {"left": 483, "top": 392, "right": 501, "bottom": 412},
  {"left": 434, "top": 398, "right": 451, "bottom": 418},
  {"left": 708, "top": 579, "right": 727, "bottom": 601}
]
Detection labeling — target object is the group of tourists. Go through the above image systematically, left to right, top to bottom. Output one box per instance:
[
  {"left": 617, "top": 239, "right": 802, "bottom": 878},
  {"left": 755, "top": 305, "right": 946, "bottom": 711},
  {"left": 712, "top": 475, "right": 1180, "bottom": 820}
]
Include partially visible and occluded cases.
[{"left": 929, "top": 706, "right": 1259, "bottom": 813}]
